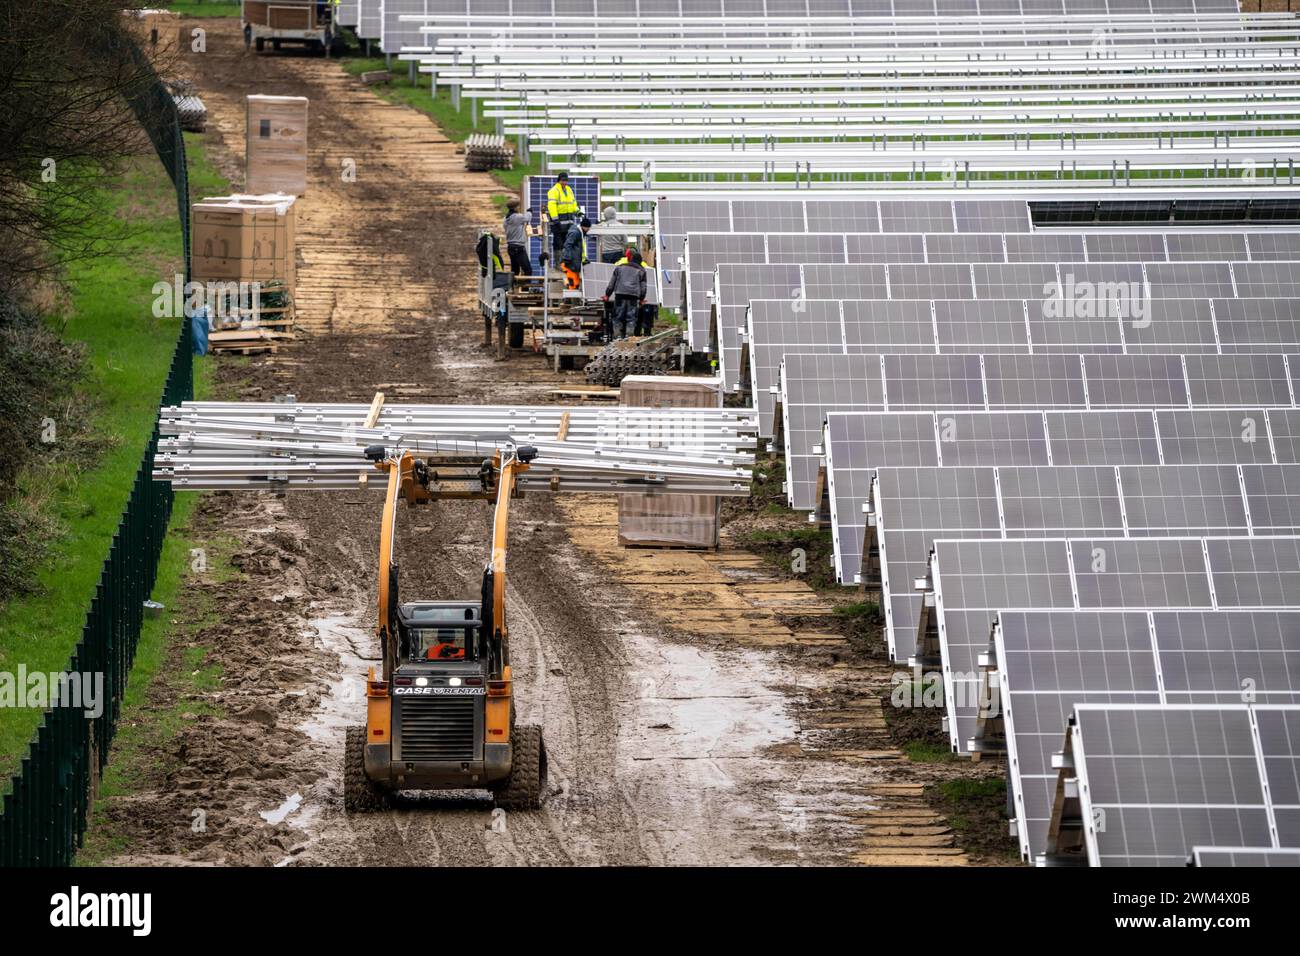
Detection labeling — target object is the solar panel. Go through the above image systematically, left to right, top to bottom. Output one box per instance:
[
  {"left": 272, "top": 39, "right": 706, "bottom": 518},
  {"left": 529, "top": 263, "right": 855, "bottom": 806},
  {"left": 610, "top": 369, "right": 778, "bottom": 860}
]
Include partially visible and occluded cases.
[
  {"left": 524, "top": 175, "right": 600, "bottom": 273},
  {"left": 655, "top": 196, "right": 1044, "bottom": 311},
  {"left": 880, "top": 200, "right": 955, "bottom": 234},
  {"left": 952, "top": 200, "right": 1032, "bottom": 234},
  {"left": 683, "top": 232, "right": 767, "bottom": 349},
  {"left": 1085, "top": 233, "right": 1168, "bottom": 263},
  {"left": 1168, "top": 233, "right": 1249, "bottom": 261},
  {"left": 1248, "top": 233, "right": 1300, "bottom": 261},
  {"left": 923, "top": 234, "right": 1003, "bottom": 264},
  {"left": 1005, "top": 234, "right": 1086, "bottom": 262},
  {"left": 845, "top": 235, "right": 926, "bottom": 263},
  {"left": 694, "top": 237, "right": 1300, "bottom": 372},
  {"left": 581, "top": 261, "right": 661, "bottom": 305},
  {"left": 1235, "top": 262, "right": 1300, "bottom": 299},
  {"left": 714, "top": 263, "right": 803, "bottom": 387},
  {"left": 973, "top": 263, "right": 1059, "bottom": 299},
  {"left": 746, "top": 299, "right": 846, "bottom": 435},
  {"left": 1216, "top": 299, "right": 1300, "bottom": 354},
  {"left": 842, "top": 300, "right": 935, "bottom": 353},
  {"left": 935, "top": 300, "right": 1028, "bottom": 351},
  {"left": 782, "top": 353, "right": 1300, "bottom": 511},
  {"left": 781, "top": 354, "right": 888, "bottom": 511},
  {"left": 882, "top": 354, "right": 985, "bottom": 410},
  {"left": 985, "top": 354, "right": 1089, "bottom": 408},
  {"left": 1185, "top": 354, "right": 1295, "bottom": 407},
  {"left": 1083, "top": 355, "right": 1189, "bottom": 407},
  {"left": 1156, "top": 409, "right": 1275, "bottom": 465},
  {"left": 1046, "top": 411, "right": 1162, "bottom": 465},
  {"left": 873, "top": 465, "right": 1300, "bottom": 666},
  {"left": 925, "top": 536, "right": 1300, "bottom": 756},
  {"left": 992, "top": 609, "right": 1164, "bottom": 861},
  {"left": 1051, "top": 704, "right": 1296, "bottom": 867},
  {"left": 1193, "top": 847, "right": 1300, "bottom": 867}
]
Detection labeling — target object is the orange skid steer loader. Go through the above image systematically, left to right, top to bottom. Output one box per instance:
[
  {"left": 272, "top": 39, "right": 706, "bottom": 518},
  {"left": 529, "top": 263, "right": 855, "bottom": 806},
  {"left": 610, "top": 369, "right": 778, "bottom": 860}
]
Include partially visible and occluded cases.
[{"left": 344, "top": 443, "right": 546, "bottom": 812}]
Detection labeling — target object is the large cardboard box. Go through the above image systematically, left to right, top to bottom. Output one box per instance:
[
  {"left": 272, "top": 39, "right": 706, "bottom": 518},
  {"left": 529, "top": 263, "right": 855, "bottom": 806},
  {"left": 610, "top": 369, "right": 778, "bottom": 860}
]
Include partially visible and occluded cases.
[
  {"left": 243, "top": 1, "right": 319, "bottom": 30},
  {"left": 246, "top": 95, "right": 309, "bottom": 196},
  {"left": 191, "top": 194, "right": 296, "bottom": 286},
  {"left": 618, "top": 376, "right": 724, "bottom": 549}
]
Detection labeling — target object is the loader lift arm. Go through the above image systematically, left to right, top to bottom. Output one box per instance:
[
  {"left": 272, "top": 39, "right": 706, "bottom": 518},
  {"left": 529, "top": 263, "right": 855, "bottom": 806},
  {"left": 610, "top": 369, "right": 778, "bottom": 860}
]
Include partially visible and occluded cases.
[{"left": 348, "top": 442, "right": 545, "bottom": 812}]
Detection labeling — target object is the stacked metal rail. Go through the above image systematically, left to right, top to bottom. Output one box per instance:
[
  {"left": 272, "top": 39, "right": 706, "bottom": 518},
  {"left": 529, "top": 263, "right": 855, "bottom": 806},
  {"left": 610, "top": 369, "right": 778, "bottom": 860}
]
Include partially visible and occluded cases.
[{"left": 154, "top": 402, "right": 756, "bottom": 494}]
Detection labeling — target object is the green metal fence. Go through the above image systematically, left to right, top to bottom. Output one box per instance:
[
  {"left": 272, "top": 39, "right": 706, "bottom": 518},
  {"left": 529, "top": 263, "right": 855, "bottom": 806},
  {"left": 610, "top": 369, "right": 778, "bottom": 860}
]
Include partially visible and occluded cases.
[{"left": 0, "top": 36, "right": 193, "bottom": 866}]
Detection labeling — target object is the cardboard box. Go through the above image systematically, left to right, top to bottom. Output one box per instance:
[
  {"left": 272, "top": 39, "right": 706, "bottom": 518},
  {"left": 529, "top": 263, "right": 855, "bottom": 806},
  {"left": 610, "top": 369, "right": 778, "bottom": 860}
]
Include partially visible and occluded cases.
[
  {"left": 242, "top": 1, "right": 318, "bottom": 30},
  {"left": 246, "top": 95, "right": 309, "bottom": 196},
  {"left": 191, "top": 194, "right": 296, "bottom": 286},
  {"left": 618, "top": 376, "right": 724, "bottom": 549}
]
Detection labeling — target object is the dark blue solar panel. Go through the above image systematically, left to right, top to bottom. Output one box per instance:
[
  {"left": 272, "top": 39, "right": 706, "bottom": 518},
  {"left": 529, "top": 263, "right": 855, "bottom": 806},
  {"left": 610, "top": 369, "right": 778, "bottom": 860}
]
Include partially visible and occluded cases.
[{"left": 525, "top": 175, "right": 601, "bottom": 272}]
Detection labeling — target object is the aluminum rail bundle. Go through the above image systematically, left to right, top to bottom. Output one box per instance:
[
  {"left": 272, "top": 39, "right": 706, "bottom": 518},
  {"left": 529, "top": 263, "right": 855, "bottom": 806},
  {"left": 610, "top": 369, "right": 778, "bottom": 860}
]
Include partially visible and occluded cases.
[
  {"left": 157, "top": 401, "right": 758, "bottom": 453},
  {"left": 152, "top": 404, "right": 756, "bottom": 494}
]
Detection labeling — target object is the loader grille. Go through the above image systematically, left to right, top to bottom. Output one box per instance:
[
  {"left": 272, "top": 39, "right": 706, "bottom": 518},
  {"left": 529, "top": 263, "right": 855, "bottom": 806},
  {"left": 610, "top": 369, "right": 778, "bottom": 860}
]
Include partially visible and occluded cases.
[{"left": 396, "top": 696, "right": 477, "bottom": 761}]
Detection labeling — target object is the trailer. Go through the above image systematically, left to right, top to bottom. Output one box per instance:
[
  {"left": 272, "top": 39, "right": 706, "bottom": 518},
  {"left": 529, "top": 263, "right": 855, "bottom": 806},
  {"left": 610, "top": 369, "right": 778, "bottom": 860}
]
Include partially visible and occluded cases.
[{"left": 242, "top": 1, "right": 344, "bottom": 55}]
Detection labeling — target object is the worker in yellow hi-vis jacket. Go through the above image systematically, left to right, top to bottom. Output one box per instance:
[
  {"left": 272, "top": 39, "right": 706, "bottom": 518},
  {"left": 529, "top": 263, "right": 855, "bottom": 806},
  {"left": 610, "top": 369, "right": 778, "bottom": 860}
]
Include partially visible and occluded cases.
[{"left": 546, "top": 172, "right": 580, "bottom": 264}]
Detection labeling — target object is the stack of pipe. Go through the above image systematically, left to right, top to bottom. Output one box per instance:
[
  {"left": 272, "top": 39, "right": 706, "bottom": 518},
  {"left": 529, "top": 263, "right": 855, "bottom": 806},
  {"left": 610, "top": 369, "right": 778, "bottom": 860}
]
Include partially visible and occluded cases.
[{"left": 153, "top": 401, "right": 756, "bottom": 495}]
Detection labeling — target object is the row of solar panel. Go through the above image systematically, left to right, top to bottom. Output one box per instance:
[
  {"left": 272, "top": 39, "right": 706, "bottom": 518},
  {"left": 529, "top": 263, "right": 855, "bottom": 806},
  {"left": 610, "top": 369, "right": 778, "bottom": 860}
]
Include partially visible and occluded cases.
[
  {"left": 355, "top": 0, "right": 1240, "bottom": 52},
  {"left": 659, "top": 195, "right": 1300, "bottom": 314},
  {"left": 693, "top": 233, "right": 1300, "bottom": 357},
  {"left": 748, "top": 301, "right": 1300, "bottom": 435},
  {"left": 819, "top": 402, "right": 1300, "bottom": 580},
  {"left": 874, "top": 462, "right": 1300, "bottom": 688},
  {"left": 916, "top": 535, "right": 1300, "bottom": 864},
  {"left": 985, "top": 611, "right": 1300, "bottom": 864},
  {"left": 1059, "top": 703, "right": 1300, "bottom": 867}
]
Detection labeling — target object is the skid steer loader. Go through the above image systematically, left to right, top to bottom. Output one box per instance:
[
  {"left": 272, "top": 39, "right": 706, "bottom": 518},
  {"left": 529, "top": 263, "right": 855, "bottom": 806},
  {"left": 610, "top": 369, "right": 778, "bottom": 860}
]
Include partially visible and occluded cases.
[{"left": 343, "top": 443, "right": 546, "bottom": 812}]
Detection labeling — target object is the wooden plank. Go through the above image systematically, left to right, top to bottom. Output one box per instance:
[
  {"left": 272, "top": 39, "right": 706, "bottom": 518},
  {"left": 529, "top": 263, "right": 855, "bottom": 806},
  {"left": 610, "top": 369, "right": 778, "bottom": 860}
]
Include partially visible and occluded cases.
[{"left": 358, "top": 391, "right": 385, "bottom": 489}]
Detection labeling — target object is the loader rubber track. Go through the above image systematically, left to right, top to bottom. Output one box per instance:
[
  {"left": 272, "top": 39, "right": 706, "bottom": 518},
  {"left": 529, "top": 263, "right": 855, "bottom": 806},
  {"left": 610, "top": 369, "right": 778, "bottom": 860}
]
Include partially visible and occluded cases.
[
  {"left": 343, "top": 725, "right": 390, "bottom": 813},
  {"left": 493, "top": 725, "right": 546, "bottom": 811}
]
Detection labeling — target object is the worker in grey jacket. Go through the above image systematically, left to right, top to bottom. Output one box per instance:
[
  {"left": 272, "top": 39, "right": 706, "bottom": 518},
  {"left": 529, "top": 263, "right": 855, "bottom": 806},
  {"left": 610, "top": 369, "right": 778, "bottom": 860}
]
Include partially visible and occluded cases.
[
  {"left": 503, "top": 198, "right": 532, "bottom": 276},
  {"left": 597, "top": 205, "right": 628, "bottom": 264},
  {"left": 602, "top": 252, "right": 647, "bottom": 339}
]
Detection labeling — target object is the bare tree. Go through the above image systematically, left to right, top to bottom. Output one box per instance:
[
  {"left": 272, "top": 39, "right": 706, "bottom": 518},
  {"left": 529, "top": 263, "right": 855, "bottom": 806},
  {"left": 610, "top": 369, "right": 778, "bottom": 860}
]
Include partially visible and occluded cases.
[{"left": 0, "top": 1, "right": 179, "bottom": 302}]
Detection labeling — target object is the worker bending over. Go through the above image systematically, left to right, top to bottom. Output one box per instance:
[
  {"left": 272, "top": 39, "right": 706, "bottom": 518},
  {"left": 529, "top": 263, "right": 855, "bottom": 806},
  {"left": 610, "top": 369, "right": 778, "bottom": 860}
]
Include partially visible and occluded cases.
[
  {"left": 546, "top": 172, "right": 579, "bottom": 261},
  {"left": 561, "top": 217, "right": 590, "bottom": 290},
  {"left": 475, "top": 230, "right": 513, "bottom": 360},
  {"left": 602, "top": 249, "right": 647, "bottom": 339}
]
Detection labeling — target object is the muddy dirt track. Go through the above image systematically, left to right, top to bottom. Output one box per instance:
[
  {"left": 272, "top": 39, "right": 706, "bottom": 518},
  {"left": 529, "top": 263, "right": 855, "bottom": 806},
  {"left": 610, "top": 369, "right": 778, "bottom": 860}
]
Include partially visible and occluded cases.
[{"left": 90, "top": 19, "right": 1006, "bottom": 867}]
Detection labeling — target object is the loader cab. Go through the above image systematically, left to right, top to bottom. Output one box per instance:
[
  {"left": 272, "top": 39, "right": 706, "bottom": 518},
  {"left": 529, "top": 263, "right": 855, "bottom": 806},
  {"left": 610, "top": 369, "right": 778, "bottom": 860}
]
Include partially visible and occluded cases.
[{"left": 396, "top": 602, "right": 483, "bottom": 666}]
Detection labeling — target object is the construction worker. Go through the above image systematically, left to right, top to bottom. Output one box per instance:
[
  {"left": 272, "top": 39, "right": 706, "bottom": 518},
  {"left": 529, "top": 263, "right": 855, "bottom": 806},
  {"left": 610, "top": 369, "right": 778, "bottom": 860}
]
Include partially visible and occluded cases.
[
  {"left": 546, "top": 172, "right": 580, "bottom": 262},
  {"left": 504, "top": 198, "right": 532, "bottom": 276},
  {"left": 598, "top": 205, "right": 628, "bottom": 263},
  {"left": 561, "top": 217, "right": 590, "bottom": 290},
  {"left": 475, "top": 230, "right": 513, "bottom": 359},
  {"left": 602, "top": 248, "right": 647, "bottom": 339},
  {"left": 630, "top": 250, "right": 658, "bottom": 336},
  {"left": 426, "top": 635, "right": 466, "bottom": 660}
]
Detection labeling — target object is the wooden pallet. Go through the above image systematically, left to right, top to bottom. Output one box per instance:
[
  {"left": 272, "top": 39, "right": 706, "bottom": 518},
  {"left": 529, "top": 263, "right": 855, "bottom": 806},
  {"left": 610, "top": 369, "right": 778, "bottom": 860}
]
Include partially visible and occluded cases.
[{"left": 208, "top": 327, "right": 292, "bottom": 355}]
